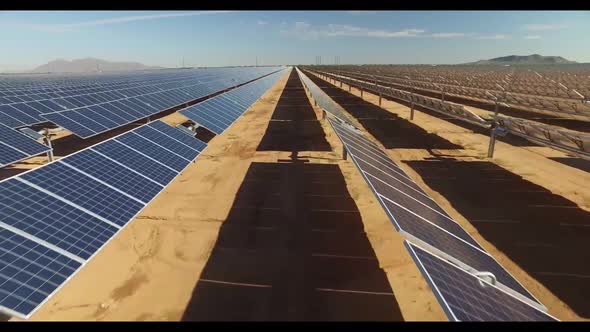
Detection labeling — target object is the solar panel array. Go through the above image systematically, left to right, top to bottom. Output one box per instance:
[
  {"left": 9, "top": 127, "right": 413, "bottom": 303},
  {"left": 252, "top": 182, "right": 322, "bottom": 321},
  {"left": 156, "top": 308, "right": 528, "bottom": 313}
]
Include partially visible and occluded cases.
[
  {"left": 0, "top": 67, "right": 284, "bottom": 138},
  {"left": 296, "top": 68, "right": 353, "bottom": 124},
  {"left": 180, "top": 69, "right": 287, "bottom": 134},
  {"left": 309, "top": 69, "right": 491, "bottom": 128},
  {"left": 324, "top": 115, "right": 556, "bottom": 321},
  {"left": 496, "top": 115, "right": 590, "bottom": 160},
  {"left": 0, "top": 119, "right": 207, "bottom": 319},
  {"left": 0, "top": 123, "right": 51, "bottom": 168},
  {"left": 404, "top": 241, "right": 557, "bottom": 321}
]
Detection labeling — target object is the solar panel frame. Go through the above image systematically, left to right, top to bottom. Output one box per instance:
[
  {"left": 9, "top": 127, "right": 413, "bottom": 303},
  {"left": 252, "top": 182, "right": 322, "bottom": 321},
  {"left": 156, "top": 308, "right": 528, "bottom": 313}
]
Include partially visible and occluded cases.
[{"left": 404, "top": 241, "right": 558, "bottom": 322}]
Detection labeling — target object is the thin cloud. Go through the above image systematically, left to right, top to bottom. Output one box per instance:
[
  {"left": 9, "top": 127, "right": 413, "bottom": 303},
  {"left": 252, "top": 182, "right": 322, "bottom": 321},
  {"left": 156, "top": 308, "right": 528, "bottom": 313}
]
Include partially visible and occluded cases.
[
  {"left": 5, "top": 11, "right": 233, "bottom": 32},
  {"left": 257, "top": 20, "right": 268, "bottom": 25},
  {"left": 280, "top": 22, "right": 484, "bottom": 41},
  {"left": 281, "top": 22, "right": 425, "bottom": 40},
  {"left": 524, "top": 23, "right": 567, "bottom": 31},
  {"left": 431, "top": 32, "right": 466, "bottom": 38},
  {"left": 475, "top": 34, "right": 510, "bottom": 40},
  {"left": 524, "top": 35, "right": 541, "bottom": 40}
]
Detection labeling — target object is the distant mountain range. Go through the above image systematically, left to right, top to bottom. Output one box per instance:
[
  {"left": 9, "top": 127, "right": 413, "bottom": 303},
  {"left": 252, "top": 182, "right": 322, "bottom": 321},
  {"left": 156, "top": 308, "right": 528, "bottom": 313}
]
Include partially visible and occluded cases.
[
  {"left": 463, "top": 54, "right": 577, "bottom": 65},
  {"left": 31, "top": 58, "right": 164, "bottom": 73}
]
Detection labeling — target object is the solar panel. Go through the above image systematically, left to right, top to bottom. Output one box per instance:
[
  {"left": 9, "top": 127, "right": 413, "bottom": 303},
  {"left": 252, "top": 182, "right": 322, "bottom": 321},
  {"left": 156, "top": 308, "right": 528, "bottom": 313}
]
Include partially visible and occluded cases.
[
  {"left": 22, "top": 67, "right": 287, "bottom": 138},
  {"left": 180, "top": 70, "right": 285, "bottom": 135},
  {"left": 326, "top": 116, "right": 542, "bottom": 307},
  {"left": 0, "top": 120, "right": 208, "bottom": 318},
  {"left": 0, "top": 123, "right": 50, "bottom": 168},
  {"left": 18, "top": 128, "right": 45, "bottom": 140},
  {"left": 114, "top": 132, "right": 189, "bottom": 172},
  {"left": 62, "top": 150, "right": 164, "bottom": 204},
  {"left": 19, "top": 162, "right": 144, "bottom": 227},
  {"left": 0, "top": 178, "right": 117, "bottom": 260},
  {"left": 0, "top": 228, "right": 82, "bottom": 317},
  {"left": 404, "top": 241, "right": 558, "bottom": 321}
]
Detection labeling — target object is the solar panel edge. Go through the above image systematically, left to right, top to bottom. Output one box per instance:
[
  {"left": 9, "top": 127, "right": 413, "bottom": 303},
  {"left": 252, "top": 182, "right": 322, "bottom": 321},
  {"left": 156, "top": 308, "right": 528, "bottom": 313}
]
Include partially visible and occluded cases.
[
  {"left": 403, "top": 240, "right": 458, "bottom": 321},
  {"left": 404, "top": 241, "right": 558, "bottom": 322}
]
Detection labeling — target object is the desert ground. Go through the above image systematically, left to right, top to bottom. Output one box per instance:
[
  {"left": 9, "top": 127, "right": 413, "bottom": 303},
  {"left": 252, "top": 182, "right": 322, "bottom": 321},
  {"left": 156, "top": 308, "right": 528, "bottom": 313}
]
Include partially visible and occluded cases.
[{"left": 2, "top": 67, "right": 588, "bottom": 321}]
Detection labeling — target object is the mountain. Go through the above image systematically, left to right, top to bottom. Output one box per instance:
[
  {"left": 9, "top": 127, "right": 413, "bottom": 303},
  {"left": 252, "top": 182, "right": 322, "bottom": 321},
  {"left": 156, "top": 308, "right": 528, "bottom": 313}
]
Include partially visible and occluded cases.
[
  {"left": 464, "top": 54, "right": 577, "bottom": 66},
  {"left": 31, "top": 58, "right": 164, "bottom": 73}
]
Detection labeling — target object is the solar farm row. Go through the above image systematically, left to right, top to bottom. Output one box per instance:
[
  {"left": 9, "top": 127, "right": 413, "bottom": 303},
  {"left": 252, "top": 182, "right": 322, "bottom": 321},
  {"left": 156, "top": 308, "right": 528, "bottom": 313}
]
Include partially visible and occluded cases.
[
  {"left": 309, "top": 65, "right": 590, "bottom": 117},
  {"left": 0, "top": 67, "right": 284, "bottom": 132},
  {"left": 296, "top": 67, "right": 556, "bottom": 321},
  {"left": 180, "top": 69, "right": 287, "bottom": 134},
  {"left": 307, "top": 69, "right": 590, "bottom": 161},
  {"left": 310, "top": 69, "right": 490, "bottom": 128},
  {"left": 326, "top": 116, "right": 556, "bottom": 322},
  {"left": 0, "top": 120, "right": 207, "bottom": 319},
  {"left": 0, "top": 124, "right": 51, "bottom": 168}
]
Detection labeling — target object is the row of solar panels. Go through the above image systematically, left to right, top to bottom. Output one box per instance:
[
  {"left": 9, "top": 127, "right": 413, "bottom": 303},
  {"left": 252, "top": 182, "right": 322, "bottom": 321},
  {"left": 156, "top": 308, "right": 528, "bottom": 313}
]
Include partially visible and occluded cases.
[
  {"left": 0, "top": 67, "right": 284, "bottom": 131},
  {"left": 0, "top": 67, "right": 281, "bottom": 99},
  {"left": 295, "top": 67, "right": 557, "bottom": 321},
  {"left": 295, "top": 68, "right": 352, "bottom": 124},
  {"left": 180, "top": 69, "right": 288, "bottom": 134},
  {"left": 312, "top": 69, "right": 590, "bottom": 161},
  {"left": 321, "top": 69, "right": 590, "bottom": 118},
  {"left": 311, "top": 70, "right": 490, "bottom": 128},
  {"left": 326, "top": 117, "right": 557, "bottom": 321},
  {"left": 0, "top": 120, "right": 207, "bottom": 319},
  {"left": 0, "top": 124, "right": 51, "bottom": 168}
]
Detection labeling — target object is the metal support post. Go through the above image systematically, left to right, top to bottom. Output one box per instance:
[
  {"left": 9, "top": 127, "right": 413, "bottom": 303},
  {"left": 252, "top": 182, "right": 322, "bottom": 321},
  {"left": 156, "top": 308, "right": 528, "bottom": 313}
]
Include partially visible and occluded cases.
[
  {"left": 360, "top": 88, "right": 363, "bottom": 99},
  {"left": 379, "top": 93, "right": 382, "bottom": 106},
  {"left": 322, "top": 109, "right": 326, "bottom": 120},
  {"left": 487, "top": 125, "right": 497, "bottom": 158},
  {"left": 44, "top": 136, "right": 54, "bottom": 162},
  {"left": 342, "top": 146, "right": 348, "bottom": 160}
]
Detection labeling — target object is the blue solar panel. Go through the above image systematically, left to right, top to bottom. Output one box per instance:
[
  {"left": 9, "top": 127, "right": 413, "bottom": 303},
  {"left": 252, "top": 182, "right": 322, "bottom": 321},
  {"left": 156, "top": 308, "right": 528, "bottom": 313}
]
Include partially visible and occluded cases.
[
  {"left": 179, "top": 71, "right": 286, "bottom": 135},
  {"left": 41, "top": 112, "right": 96, "bottom": 138},
  {"left": 148, "top": 120, "right": 206, "bottom": 152},
  {"left": 0, "top": 123, "right": 50, "bottom": 167},
  {"left": 133, "top": 126, "right": 200, "bottom": 161},
  {"left": 115, "top": 132, "right": 189, "bottom": 172},
  {"left": 92, "top": 140, "right": 176, "bottom": 186},
  {"left": 63, "top": 150, "right": 164, "bottom": 204},
  {"left": 20, "top": 162, "right": 144, "bottom": 227},
  {"left": 0, "top": 178, "right": 117, "bottom": 260},
  {"left": 0, "top": 228, "right": 82, "bottom": 317},
  {"left": 405, "top": 241, "right": 557, "bottom": 321}
]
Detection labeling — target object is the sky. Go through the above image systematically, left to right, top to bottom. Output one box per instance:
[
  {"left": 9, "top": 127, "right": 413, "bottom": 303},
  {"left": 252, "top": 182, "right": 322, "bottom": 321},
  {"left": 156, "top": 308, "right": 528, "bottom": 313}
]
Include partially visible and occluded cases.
[{"left": 0, "top": 10, "right": 589, "bottom": 71}]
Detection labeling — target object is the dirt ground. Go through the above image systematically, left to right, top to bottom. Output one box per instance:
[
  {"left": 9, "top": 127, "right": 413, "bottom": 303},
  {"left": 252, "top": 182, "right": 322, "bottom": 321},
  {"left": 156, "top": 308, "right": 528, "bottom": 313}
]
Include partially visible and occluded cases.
[
  {"left": 0, "top": 68, "right": 440, "bottom": 321},
  {"left": 307, "top": 72, "right": 590, "bottom": 321}
]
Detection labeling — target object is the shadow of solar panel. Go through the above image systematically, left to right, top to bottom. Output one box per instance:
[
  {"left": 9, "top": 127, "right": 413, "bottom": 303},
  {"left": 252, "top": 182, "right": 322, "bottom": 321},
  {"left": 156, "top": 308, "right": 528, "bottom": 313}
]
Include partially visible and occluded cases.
[{"left": 405, "top": 241, "right": 557, "bottom": 322}]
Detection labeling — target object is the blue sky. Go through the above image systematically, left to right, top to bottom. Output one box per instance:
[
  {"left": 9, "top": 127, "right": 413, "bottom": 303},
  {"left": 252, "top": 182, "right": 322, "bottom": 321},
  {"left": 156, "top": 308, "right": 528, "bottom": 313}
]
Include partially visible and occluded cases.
[{"left": 0, "top": 10, "right": 588, "bottom": 71}]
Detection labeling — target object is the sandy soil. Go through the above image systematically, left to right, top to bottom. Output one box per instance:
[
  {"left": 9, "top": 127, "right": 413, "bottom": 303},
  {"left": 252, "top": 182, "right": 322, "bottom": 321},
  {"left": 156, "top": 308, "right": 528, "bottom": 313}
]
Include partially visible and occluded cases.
[{"left": 310, "top": 72, "right": 590, "bottom": 321}]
